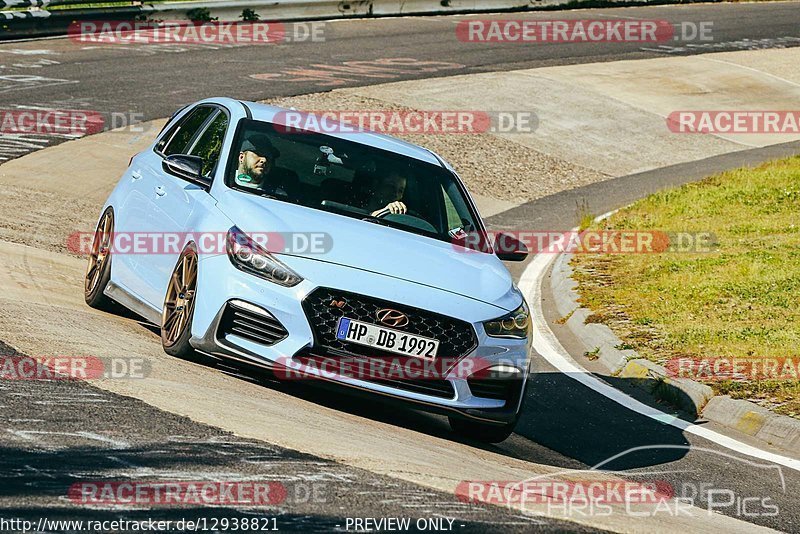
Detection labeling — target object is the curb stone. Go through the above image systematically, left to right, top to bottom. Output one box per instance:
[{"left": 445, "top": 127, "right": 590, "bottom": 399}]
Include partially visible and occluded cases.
[
  {"left": 549, "top": 249, "right": 800, "bottom": 453},
  {"left": 553, "top": 253, "right": 636, "bottom": 375},
  {"left": 617, "top": 358, "right": 714, "bottom": 416},
  {"left": 704, "top": 396, "right": 800, "bottom": 450}
]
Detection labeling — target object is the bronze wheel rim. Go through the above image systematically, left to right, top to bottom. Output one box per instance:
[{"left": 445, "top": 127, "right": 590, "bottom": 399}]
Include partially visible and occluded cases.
[
  {"left": 85, "top": 210, "right": 113, "bottom": 296},
  {"left": 161, "top": 250, "right": 197, "bottom": 347}
]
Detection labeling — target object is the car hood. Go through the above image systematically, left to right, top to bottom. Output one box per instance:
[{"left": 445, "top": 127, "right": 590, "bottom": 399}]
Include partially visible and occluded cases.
[{"left": 217, "top": 190, "right": 520, "bottom": 312}]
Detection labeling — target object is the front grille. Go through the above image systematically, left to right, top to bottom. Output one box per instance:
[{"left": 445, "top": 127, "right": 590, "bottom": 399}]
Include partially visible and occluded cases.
[
  {"left": 301, "top": 287, "right": 478, "bottom": 361},
  {"left": 217, "top": 301, "right": 288, "bottom": 346},
  {"left": 296, "top": 350, "right": 455, "bottom": 399}
]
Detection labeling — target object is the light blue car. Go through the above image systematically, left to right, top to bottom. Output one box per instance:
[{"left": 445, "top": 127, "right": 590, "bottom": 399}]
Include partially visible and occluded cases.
[{"left": 85, "top": 97, "right": 533, "bottom": 442}]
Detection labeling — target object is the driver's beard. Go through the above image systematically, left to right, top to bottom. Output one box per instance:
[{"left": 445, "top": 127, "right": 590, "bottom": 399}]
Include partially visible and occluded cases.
[{"left": 241, "top": 163, "right": 263, "bottom": 183}]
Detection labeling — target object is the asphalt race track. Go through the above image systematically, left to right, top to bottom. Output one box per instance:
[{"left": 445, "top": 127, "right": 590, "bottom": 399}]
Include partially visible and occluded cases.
[{"left": 1, "top": 2, "right": 799, "bottom": 532}]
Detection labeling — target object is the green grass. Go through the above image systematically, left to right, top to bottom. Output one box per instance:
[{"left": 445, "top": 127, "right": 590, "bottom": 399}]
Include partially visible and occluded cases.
[{"left": 571, "top": 156, "right": 800, "bottom": 418}]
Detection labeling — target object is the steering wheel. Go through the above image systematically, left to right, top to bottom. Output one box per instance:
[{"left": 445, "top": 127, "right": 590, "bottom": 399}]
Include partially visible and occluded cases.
[
  {"left": 373, "top": 206, "right": 425, "bottom": 220},
  {"left": 373, "top": 207, "right": 438, "bottom": 233}
]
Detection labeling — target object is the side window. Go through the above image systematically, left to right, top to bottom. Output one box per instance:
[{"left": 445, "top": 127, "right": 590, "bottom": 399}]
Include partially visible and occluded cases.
[
  {"left": 156, "top": 106, "right": 215, "bottom": 156},
  {"left": 189, "top": 111, "right": 228, "bottom": 177},
  {"left": 155, "top": 121, "right": 180, "bottom": 153},
  {"left": 441, "top": 181, "right": 475, "bottom": 234},
  {"left": 442, "top": 185, "right": 462, "bottom": 229}
]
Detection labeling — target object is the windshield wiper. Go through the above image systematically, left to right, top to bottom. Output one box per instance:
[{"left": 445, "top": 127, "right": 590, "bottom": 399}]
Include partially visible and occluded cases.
[{"left": 361, "top": 215, "right": 391, "bottom": 227}]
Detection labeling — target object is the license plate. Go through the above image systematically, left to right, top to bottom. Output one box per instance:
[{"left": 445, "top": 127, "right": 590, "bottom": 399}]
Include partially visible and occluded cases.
[{"left": 336, "top": 318, "right": 439, "bottom": 359}]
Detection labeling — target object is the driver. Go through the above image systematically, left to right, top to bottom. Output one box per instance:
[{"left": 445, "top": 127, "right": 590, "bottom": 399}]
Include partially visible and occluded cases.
[
  {"left": 234, "top": 134, "right": 282, "bottom": 192},
  {"left": 365, "top": 171, "right": 407, "bottom": 216}
]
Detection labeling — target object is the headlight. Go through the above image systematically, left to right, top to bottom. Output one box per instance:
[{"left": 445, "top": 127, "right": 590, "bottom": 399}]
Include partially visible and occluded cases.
[
  {"left": 226, "top": 226, "right": 303, "bottom": 287},
  {"left": 483, "top": 302, "right": 530, "bottom": 339}
]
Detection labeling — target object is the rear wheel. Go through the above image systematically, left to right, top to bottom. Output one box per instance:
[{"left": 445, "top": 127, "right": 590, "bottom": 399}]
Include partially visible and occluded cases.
[
  {"left": 84, "top": 208, "right": 114, "bottom": 310},
  {"left": 161, "top": 245, "right": 199, "bottom": 359},
  {"left": 448, "top": 416, "right": 516, "bottom": 444}
]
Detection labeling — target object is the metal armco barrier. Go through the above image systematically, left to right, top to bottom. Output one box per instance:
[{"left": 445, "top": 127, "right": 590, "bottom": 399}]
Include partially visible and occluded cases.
[
  {"left": 0, "top": 0, "right": 546, "bottom": 40},
  {"left": 1, "top": 0, "right": 682, "bottom": 40},
  {"left": 1, "top": 0, "right": 144, "bottom": 39},
  {"left": 147, "top": 0, "right": 549, "bottom": 22},
  {"left": 1, "top": 7, "right": 142, "bottom": 39}
]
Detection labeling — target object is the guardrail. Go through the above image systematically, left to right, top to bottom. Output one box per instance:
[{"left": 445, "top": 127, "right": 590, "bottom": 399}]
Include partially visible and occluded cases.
[
  {"left": 0, "top": 0, "right": 553, "bottom": 40},
  {"left": 1, "top": 0, "right": 696, "bottom": 40},
  {"left": 147, "top": 0, "right": 565, "bottom": 22}
]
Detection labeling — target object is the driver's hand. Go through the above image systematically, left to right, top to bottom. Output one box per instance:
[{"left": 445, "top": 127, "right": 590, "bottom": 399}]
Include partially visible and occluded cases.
[
  {"left": 374, "top": 201, "right": 407, "bottom": 216},
  {"left": 387, "top": 201, "right": 407, "bottom": 214}
]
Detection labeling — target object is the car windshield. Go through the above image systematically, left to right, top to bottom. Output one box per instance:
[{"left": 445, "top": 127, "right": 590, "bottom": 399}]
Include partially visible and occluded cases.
[{"left": 225, "top": 118, "right": 482, "bottom": 244}]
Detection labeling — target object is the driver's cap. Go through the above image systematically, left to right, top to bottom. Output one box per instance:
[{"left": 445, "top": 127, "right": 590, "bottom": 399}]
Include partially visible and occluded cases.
[{"left": 241, "top": 134, "right": 280, "bottom": 159}]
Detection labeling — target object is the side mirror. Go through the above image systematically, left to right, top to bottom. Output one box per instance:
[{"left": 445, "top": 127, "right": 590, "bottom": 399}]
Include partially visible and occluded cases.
[
  {"left": 162, "top": 154, "right": 210, "bottom": 189},
  {"left": 494, "top": 232, "right": 528, "bottom": 261}
]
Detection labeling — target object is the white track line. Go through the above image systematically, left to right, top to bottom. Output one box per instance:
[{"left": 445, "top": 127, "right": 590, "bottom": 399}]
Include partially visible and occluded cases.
[{"left": 519, "top": 234, "right": 800, "bottom": 473}]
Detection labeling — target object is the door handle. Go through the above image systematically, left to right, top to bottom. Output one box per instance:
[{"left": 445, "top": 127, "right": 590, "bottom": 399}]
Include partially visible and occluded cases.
[
  {"left": 131, "top": 170, "right": 142, "bottom": 180},
  {"left": 154, "top": 186, "right": 166, "bottom": 197}
]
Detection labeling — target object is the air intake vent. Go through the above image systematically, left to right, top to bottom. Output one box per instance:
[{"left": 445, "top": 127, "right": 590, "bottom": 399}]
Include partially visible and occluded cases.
[
  {"left": 217, "top": 301, "right": 288, "bottom": 346},
  {"left": 467, "top": 370, "right": 523, "bottom": 404}
]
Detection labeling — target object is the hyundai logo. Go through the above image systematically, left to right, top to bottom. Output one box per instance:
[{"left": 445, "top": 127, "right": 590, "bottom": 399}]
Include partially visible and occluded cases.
[{"left": 376, "top": 308, "right": 409, "bottom": 328}]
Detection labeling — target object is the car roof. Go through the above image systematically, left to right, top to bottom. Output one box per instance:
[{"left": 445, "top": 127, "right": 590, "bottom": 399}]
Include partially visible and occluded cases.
[{"left": 235, "top": 100, "right": 443, "bottom": 167}]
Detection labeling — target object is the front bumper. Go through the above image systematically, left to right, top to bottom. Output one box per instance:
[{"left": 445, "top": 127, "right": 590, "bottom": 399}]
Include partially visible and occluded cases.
[{"left": 191, "top": 254, "right": 533, "bottom": 425}]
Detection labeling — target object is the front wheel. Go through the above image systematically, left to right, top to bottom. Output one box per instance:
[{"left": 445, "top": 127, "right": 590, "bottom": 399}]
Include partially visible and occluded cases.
[
  {"left": 84, "top": 207, "right": 114, "bottom": 310},
  {"left": 161, "top": 245, "right": 199, "bottom": 359},
  {"left": 448, "top": 416, "right": 516, "bottom": 444}
]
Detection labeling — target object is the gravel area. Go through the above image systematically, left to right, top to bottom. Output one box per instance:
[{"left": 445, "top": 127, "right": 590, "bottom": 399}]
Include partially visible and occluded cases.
[
  {"left": 265, "top": 92, "right": 608, "bottom": 203},
  {"left": 0, "top": 184, "right": 99, "bottom": 256}
]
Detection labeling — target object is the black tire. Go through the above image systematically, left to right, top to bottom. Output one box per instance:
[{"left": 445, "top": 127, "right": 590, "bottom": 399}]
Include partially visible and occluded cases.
[
  {"left": 84, "top": 208, "right": 115, "bottom": 311},
  {"left": 161, "top": 245, "right": 199, "bottom": 360},
  {"left": 448, "top": 416, "right": 517, "bottom": 444}
]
